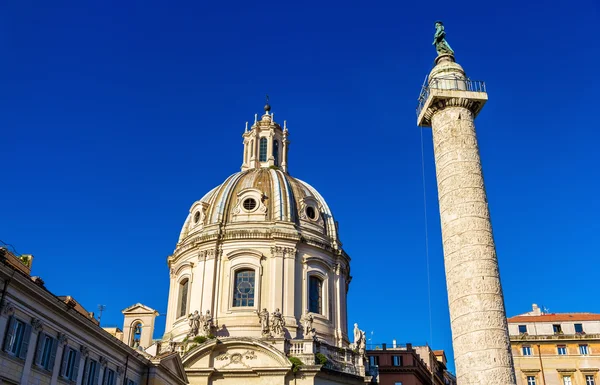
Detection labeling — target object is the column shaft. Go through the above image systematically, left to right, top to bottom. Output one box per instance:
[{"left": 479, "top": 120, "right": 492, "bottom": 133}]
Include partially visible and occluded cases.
[{"left": 430, "top": 106, "right": 515, "bottom": 385}]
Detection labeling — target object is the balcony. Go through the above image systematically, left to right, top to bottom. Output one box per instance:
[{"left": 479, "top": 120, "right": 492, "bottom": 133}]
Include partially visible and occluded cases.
[{"left": 416, "top": 76, "right": 487, "bottom": 127}]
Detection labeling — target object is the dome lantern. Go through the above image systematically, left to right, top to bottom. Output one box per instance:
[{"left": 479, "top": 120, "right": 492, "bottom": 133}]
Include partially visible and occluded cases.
[{"left": 241, "top": 99, "right": 289, "bottom": 173}]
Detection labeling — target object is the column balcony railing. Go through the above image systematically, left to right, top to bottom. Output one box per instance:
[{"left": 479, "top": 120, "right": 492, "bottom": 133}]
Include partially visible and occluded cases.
[{"left": 416, "top": 77, "right": 487, "bottom": 118}]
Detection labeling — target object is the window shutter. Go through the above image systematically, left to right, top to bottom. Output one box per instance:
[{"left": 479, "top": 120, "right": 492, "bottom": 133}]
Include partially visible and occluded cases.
[
  {"left": 2, "top": 316, "right": 16, "bottom": 352},
  {"left": 18, "top": 323, "right": 32, "bottom": 359},
  {"left": 35, "top": 332, "right": 46, "bottom": 366},
  {"left": 48, "top": 338, "right": 58, "bottom": 371},
  {"left": 60, "top": 347, "right": 70, "bottom": 378},
  {"left": 72, "top": 351, "right": 81, "bottom": 380},
  {"left": 93, "top": 362, "right": 100, "bottom": 385}
]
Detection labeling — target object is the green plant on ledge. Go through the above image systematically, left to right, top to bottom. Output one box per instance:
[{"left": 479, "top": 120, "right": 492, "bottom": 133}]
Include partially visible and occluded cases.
[
  {"left": 208, "top": 334, "right": 216, "bottom": 339},
  {"left": 193, "top": 336, "right": 207, "bottom": 344},
  {"left": 315, "top": 352, "right": 328, "bottom": 365},
  {"left": 289, "top": 357, "right": 303, "bottom": 373}
]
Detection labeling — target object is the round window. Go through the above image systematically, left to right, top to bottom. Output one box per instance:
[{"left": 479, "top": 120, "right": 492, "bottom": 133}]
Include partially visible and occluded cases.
[
  {"left": 243, "top": 198, "right": 257, "bottom": 211},
  {"left": 306, "top": 206, "right": 317, "bottom": 220},
  {"left": 193, "top": 211, "right": 200, "bottom": 223}
]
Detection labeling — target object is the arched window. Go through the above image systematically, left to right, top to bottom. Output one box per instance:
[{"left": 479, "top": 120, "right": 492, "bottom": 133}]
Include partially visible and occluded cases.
[
  {"left": 259, "top": 137, "right": 267, "bottom": 162},
  {"left": 273, "top": 140, "right": 279, "bottom": 166},
  {"left": 233, "top": 269, "right": 255, "bottom": 307},
  {"left": 309, "top": 276, "right": 322, "bottom": 314},
  {"left": 178, "top": 279, "right": 189, "bottom": 318},
  {"left": 131, "top": 322, "right": 142, "bottom": 347}
]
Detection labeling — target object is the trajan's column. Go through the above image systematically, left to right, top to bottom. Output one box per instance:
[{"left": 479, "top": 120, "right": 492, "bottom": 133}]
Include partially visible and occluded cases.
[{"left": 417, "top": 22, "right": 516, "bottom": 384}]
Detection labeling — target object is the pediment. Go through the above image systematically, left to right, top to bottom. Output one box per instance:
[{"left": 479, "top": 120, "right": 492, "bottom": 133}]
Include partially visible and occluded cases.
[
  {"left": 122, "top": 303, "right": 158, "bottom": 315},
  {"left": 183, "top": 337, "right": 291, "bottom": 373},
  {"left": 154, "top": 353, "right": 188, "bottom": 383}
]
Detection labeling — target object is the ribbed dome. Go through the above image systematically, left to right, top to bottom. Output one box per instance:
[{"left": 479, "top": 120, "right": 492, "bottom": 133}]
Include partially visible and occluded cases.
[{"left": 178, "top": 168, "right": 339, "bottom": 245}]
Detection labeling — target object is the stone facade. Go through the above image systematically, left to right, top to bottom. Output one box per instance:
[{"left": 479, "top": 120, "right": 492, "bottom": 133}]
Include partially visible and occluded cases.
[
  {"left": 417, "top": 54, "right": 516, "bottom": 384},
  {"left": 0, "top": 247, "right": 187, "bottom": 385},
  {"left": 508, "top": 304, "right": 600, "bottom": 385}
]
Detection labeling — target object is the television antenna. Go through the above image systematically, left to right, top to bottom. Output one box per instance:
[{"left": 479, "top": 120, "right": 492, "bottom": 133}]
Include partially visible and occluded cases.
[{"left": 97, "top": 305, "right": 106, "bottom": 326}]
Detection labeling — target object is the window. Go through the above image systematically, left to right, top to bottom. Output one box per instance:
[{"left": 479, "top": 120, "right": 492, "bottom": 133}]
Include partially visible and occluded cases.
[
  {"left": 259, "top": 137, "right": 267, "bottom": 162},
  {"left": 273, "top": 140, "right": 279, "bottom": 166},
  {"left": 243, "top": 198, "right": 257, "bottom": 211},
  {"left": 306, "top": 206, "right": 316, "bottom": 220},
  {"left": 193, "top": 211, "right": 200, "bottom": 223},
  {"left": 233, "top": 269, "right": 255, "bottom": 307},
  {"left": 309, "top": 276, "right": 323, "bottom": 314},
  {"left": 178, "top": 279, "right": 189, "bottom": 318},
  {"left": 2, "top": 316, "right": 32, "bottom": 359},
  {"left": 575, "top": 323, "right": 584, "bottom": 334},
  {"left": 553, "top": 324, "right": 563, "bottom": 334},
  {"left": 518, "top": 325, "right": 527, "bottom": 334},
  {"left": 35, "top": 333, "right": 58, "bottom": 370},
  {"left": 580, "top": 344, "right": 590, "bottom": 355},
  {"left": 557, "top": 345, "right": 567, "bottom": 355},
  {"left": 60, "top": 346, "right": 80, "bottom": 381},
  {"left": 522, "top": 346, "right": 532, "bottom": 356},
  {"left": 392, "top": 355, "right": 403, "bottom": 366},
  {"left": 368, "top": 356, "right": 379, "bottom": 367},
  {"left": 84, "top": 359, "right": 99, "bottom": 385},
  {"left": 103, "top": 368, "right": 116, "bottom": 385},
  {"left": 586, "top": 375, "right": 596, "bottom": 385},
  {"left": 527, "top": 376, "right": 537, "bottom": 385},
  {"left": 563, "top": 376, "right": 573, "bottom": 385},
  {"left": 127, "top": 379, "right": 136, "bottom": 385},
  {"left": 395, "top": 383, "right": 403, "bottom": 385}
]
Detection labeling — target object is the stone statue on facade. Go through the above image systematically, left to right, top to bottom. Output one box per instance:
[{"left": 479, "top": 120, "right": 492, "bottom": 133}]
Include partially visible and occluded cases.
[
  {"left": 433, "top": 21, "right": 454, "bottom": 56},
  {"left": 257, "top": 308, "right": 270, "bottom": 337},
  {"left": 270, "top": 308, "right": 285, "bottom": 337},
  {"left": 188, "top": 310, "right": 201, "bottom": 337},
  {"left": 201, "top": 310, "right": 214, "bottom": 336},
  {"left": 301, "top": 312, "right": 314, "bottom": 338},
  {"left": 352, "top": 323, "right": 361, "bottom": 348},
  {"left": 358, "top": 330, "right": 366, "bottom": 357}
]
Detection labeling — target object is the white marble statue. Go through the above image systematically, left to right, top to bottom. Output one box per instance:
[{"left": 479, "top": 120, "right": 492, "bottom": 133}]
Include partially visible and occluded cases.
[
  {"left": 257, "top": 308, "right": 270, "bottom": 337},
  {"left": 271, "top": 308, "right": 285, "bottom": 337},
  {"left": 188, "top": 310, "right": 201, "bottom": 336},
  {"left": 202, "top": 310, "right": 214, "bottom": 336},
  {"left": 301, "top": 311, "right": 314, "bottom": 337}
]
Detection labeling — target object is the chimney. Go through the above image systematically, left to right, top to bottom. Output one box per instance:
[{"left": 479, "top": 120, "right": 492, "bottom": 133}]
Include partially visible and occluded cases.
[
  {"left": 532, "top": 304, "right": 542, "bottom": 315},
  {"left": 392, "top": 339, "right": 397, "bottom": 348}
]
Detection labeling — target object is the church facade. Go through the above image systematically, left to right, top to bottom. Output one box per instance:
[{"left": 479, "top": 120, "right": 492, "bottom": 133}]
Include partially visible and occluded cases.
[{"left": 130, "top": 103, "right": 367, "bottom": 385}]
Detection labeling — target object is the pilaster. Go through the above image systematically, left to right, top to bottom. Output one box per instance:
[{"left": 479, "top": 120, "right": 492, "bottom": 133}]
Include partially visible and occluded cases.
[{"left": 20, "top": 318, "right": 43, "bottom": 385}]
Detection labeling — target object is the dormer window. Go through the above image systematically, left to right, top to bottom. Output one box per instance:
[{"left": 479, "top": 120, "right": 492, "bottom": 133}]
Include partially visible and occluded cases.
[{"left": 259, "top": 137, "right": 267, "bottom": 162}]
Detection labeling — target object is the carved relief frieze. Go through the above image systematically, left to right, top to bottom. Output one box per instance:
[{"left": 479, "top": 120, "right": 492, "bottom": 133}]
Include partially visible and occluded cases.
[
  {"left": 80, "top": 346, "right": 89, "bottom": 357},
  {"left": 214, "top": 350, "right": 257, "bottom": 369}
]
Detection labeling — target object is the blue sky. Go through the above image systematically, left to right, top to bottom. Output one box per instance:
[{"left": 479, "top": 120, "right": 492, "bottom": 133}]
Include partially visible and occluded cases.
[{"left": 1, "top": 0, "right": 598, "bottom": 373}]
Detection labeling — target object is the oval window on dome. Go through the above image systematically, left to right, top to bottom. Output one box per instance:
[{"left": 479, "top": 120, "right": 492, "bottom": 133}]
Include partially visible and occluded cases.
[
  {"left": 243, "top": 198, "right": 257, "bottom": 211},
  {"left": 306, "top": 206, "right": 317, "bottom": 220},
  {"left": 193, "top": 211, "right": 200, "bottom": 224}
]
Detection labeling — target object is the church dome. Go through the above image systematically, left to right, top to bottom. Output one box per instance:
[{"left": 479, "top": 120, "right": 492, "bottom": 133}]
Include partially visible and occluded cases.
[
  {"left": 164, "top": 107, "right": 351, "bottom": 348},
  {"left": 177, "top": 168, "right": 340, "bottom": 247}
]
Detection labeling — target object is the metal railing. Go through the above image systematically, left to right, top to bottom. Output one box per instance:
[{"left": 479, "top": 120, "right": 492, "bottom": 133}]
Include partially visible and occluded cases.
[{"left": 416, "top": 77, "right": 487, "bottom": 118}]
